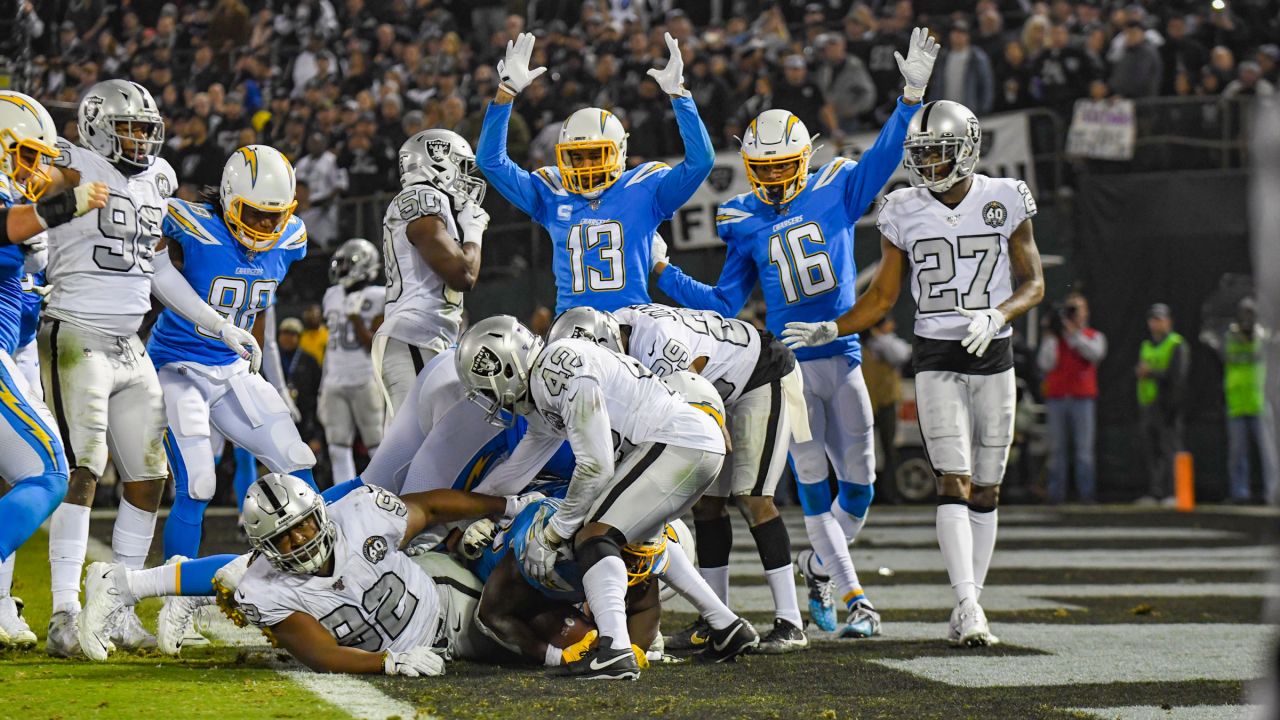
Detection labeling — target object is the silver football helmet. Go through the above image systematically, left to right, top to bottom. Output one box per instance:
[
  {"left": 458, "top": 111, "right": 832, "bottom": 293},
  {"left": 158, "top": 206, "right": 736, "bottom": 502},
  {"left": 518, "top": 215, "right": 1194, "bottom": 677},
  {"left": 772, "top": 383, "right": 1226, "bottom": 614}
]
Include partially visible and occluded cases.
[
  {"left": 78, "top": 79, "right": 164, "bottom": 168},
  {"left": 903, "top": 100, "right": 980, "bottom": 193},
  {"left": 399, "top": 129, "right": 486, "bottom": 206},
  {"left": 329, "top": 237, "right": 380, "bottom": 288},
  {"left": 546, "top": 307, "right": 623, "bottom": 352},
  {"left": 455, "top": 315, "right": 544, "bottom": 428},
  {"left": 241, "top": 473, "right": 336, "bottom": 575}
]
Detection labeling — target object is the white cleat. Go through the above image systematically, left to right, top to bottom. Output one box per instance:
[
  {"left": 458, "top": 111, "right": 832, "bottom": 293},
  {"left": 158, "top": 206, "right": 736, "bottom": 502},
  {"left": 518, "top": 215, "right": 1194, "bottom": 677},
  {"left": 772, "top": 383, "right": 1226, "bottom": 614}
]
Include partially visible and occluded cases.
[
  {"left": 80, "top": 562, "right": 127, "bottom": 660},
  {"left": 158, "top": 595, "right": 214, "bottom": 656},
  {"left": 0, "top": 597, "right": 37, "bottom": 649},
  {"left": 953, "top": 599, "right": 998, "bottom": 648},
  {"left": 109, "top": 605, "right": 157, "bottom": 652},
  {"left": 947, "top": 605, "right": 962, "bottom": 644},
  {"left": 47, "top": 609, "right": 88, "bottom": 658}
]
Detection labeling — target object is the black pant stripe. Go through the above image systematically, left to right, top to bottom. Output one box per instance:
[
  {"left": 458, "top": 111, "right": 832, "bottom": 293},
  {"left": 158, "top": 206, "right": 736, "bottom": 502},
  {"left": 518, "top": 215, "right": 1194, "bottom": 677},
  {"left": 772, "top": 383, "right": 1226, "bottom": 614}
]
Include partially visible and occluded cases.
[
  {"left": 409, "top": 346, "right": 425, "bottom": 375},
  {"left": 750, "top": 380, "right": 783, "bottom": 497},
  {"left": 589, "top": 442, "right": 667, "bottom": 525}
]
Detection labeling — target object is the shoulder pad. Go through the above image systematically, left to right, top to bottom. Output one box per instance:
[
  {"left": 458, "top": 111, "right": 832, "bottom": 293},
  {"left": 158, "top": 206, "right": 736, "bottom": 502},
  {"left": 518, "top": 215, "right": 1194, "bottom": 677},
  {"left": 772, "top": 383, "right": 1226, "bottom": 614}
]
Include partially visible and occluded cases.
[
  {"left": 810, "top": 158, "right": 851, "bottom": 191},
  {"left": 624, "top": 161, "right": 671, "bottom": 188},
  {"left": 532, "top": 166, "right": 567, "bottom": 196},
  {"left": 393, "top": 184, "right": 449, "bottom": 222},
  {"left": 165, "top": 199, "right": 222, "bottom": 245},
  {"left": 278, "top": 216, "right": 308, "bottom": 250}
]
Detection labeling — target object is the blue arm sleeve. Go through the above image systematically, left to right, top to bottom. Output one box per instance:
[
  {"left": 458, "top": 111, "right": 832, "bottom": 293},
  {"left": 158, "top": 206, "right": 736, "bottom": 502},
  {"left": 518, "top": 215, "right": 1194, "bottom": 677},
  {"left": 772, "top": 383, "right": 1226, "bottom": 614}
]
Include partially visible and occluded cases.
[
  {"left": 652, "top": 96, "right": 715, "bottom": 220},
  {"left": 842, "top": 98, "right": 920, "bottom": 222},
  {"left": 476, "top": 102, "right": 544, "bottom": 222},
  {"left": 656, "top": 240, "right": 757, "bottom": 317},
  {"left": 0, "top": 246, "right": 23, "bottom": 276}
]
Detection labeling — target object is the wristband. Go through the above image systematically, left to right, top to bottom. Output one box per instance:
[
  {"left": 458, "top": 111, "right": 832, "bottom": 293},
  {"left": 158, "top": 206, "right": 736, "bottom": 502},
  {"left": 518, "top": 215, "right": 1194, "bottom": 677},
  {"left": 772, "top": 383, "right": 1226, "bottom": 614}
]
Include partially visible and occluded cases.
[
  {"left": 498, "top": 82, "right": 519, "bottom": 97},
  {"left": 904, "top": 85, "right": 927, "bottom": 102},
  {"left": 34, "top": 188, "right": 78, "bottom": 230}
]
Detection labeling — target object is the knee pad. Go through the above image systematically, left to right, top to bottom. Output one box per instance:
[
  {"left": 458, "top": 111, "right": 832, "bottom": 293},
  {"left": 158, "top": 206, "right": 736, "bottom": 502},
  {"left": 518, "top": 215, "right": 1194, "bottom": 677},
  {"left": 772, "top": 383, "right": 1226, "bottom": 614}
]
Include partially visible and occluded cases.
[
  {"left": 23, "top": 469, "right": 69, "bottom": 501},
  {"left": 795, "top": 476, "right": 835, "bottom": 517},
  {"left": 836, "top": 481, "right": 874, "bottom": 519}
]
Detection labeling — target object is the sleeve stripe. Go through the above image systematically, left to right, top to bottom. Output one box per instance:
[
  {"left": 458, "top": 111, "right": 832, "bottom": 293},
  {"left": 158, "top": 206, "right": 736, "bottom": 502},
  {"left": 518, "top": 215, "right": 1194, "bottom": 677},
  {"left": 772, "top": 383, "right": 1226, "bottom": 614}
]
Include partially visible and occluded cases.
[
  {"left": 811, "top": 158, "right": 846, "bottom": 191},
  {"left": 624, "top": 162, "right": 670, "bottom": 188},
  {"left": 534, "top": 168, "right": 567, "bottom": 196},
  {"left": 167, "top": 206, "right": 220, "bottom": 244},
  {"left": 714, "top": 208, "right": 752, "bottom": 225}
]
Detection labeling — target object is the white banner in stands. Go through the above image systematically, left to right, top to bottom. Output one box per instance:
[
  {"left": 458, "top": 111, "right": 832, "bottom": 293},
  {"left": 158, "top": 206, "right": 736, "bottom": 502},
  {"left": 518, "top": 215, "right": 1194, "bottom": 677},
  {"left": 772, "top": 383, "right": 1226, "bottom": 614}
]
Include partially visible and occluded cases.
[
  {"left": 1065, "top": 98, "right": 1136, "bottom": 161},
  {"left": 666, "top": 110, "right": 1038, "bottom": 250}
]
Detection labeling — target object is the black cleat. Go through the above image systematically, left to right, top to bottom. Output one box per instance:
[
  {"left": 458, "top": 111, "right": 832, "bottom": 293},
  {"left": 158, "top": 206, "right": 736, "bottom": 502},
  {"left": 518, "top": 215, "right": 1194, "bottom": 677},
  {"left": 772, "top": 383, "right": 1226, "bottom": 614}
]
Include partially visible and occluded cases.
[
  {"left": 665, "top": 617, "right": 711, "bottom": 651},
  {"left": 696, "top": 617, "right": 760, "bottom": 663},
  {"left": 754, "top": 617, "right": 809, "bottom": 654},
  {"left": 547, "top": 638, "right": 641, "bottom": 680}
]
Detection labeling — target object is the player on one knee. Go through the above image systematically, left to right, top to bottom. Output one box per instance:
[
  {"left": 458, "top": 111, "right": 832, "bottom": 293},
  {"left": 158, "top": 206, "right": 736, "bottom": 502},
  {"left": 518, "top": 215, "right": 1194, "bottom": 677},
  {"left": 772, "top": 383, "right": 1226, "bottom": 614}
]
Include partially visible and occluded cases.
[
  {"left": 654, "top": 28, "right": 939, "bottom": 638},
  {"left": 782, "top": 100, "right": 1045, "bottom": 647}
]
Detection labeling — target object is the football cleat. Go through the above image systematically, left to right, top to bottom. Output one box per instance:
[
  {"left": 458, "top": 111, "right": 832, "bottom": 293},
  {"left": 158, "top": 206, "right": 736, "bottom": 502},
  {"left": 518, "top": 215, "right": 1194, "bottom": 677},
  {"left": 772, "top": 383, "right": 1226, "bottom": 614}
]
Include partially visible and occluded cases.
[
  {"left": 796, "top": 549, "right": 837, "bottom": 632},
  {"left": 79, "top": 562, "right": 127, "bottom": 661},
  {"left": 158, "top": 594, "right": 215, "bottom": 655},
  {"left": 0, "top": 597, "right": 37, "bottom": 649},
  {"left": 953, "top": 599, "right": 998, "bottom": 648},
  {"left": 839, "top": 600, "right": 882, "bottom": 639},
  {"left": 109, "top": 605, "right": 157, "bottom": 652},
  {"left": 947, "top": 605, "right": 961, "bottom": 644},
  {"left": 46, "top": 609, "right": 88, "bottom": 658},
  {"left": 665, "top": 617, "right": 710, "bottom": 650},
  {"left": 696, "top": 617, "right": 760, "bottom": 663},
  {"left": 754, "top": 617, "right": 809, "bottom": 654},
  {"left": 547, "top": 637, "right": 641, "bottom": 680}
]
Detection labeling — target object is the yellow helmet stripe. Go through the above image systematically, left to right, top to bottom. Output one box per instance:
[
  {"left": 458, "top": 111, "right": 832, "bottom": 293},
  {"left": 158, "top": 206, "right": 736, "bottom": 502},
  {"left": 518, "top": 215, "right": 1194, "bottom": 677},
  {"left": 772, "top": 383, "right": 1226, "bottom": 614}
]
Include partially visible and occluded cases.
[
  {"left": 0, "top": 94, "right": 43, "bottom": 122},
  {"left": 784, "top": 114, "right": 799, "bottom": 141},
  {"left": 238, "top": 146, "right": 259, "bottom": 186}
]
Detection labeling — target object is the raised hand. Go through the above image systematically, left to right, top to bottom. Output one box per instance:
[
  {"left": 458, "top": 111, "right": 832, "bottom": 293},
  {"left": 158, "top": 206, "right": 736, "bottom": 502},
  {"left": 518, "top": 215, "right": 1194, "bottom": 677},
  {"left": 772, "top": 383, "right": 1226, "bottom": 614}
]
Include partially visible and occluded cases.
[
  {"left": 895, "top": 27, "right": 940, "bottom": 103},
  {"left": 497, "top": 32, "right": 548, "bottom": 96},
  {"left": 646, "top": 32, "right": 691, "bottom": 98}
]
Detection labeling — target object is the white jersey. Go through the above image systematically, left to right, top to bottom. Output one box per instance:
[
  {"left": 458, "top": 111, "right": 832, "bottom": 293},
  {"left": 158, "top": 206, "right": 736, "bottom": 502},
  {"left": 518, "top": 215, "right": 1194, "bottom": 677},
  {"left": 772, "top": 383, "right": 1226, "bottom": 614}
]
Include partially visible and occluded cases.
[
  {"left": 45, "top": 141, "right": 177, "bottom": 336},
  {"left": 878, "top": 174, "right": 1036, "bottom": 342},
  {"left": 378, "top": 184, "right": 463, "bottom": 349},
  {"left": 322, "top": 284, "right": 386, "bottom": 388},
  {"left": 614, "top": 304, "right": 761, "bottom": 403},
  {"left": 234, "top": 485, "right": 441, "bottom": 654}
]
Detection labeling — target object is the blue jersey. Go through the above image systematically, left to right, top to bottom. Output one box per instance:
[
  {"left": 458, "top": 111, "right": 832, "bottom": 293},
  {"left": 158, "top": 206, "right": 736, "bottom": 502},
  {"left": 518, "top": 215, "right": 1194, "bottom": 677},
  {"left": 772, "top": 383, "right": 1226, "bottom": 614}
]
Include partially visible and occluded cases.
[
  {"left": 477, "top": 98, "right": 714, "bottom": 314},
  {"left": 657, "top": 98, "right": 920, "bottom": 365},
  {"left": 0, "top": 180, "right": 30, "bottom": 354},
  {"left": 148, "top": 199, "right": 307, "bottom": 368},
  {"left": 18, "top": 272, "right": 44, "bottom": 348},
  {"left": 451, "top": 414, "right": 577, "bottom": 492},
  {"left": 507, "top": 498, "right": 585, "bottom": 602}
]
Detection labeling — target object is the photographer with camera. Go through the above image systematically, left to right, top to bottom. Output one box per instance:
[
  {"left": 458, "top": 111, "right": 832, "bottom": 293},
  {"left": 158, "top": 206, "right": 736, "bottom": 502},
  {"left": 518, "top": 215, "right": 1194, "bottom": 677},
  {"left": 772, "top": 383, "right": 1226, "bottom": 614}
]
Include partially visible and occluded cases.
[{"left": 1038, "top": 291, "right": 1108, "bottom": 504}]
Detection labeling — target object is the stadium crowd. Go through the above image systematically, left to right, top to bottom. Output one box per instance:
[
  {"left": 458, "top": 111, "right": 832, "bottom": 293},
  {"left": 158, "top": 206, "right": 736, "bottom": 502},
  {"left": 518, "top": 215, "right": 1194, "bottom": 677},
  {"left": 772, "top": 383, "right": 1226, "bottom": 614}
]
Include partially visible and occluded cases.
[{"left": 11, "top": 0, "right": 1280, "bottom": 243}]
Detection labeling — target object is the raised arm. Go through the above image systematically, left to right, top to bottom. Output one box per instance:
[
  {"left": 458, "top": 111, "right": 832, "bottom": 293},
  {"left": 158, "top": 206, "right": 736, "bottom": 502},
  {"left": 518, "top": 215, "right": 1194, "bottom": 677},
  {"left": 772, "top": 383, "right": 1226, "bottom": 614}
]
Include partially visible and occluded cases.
[
  {"left": 478, "top": 32, "right": 548, "bottom": 220},
  {"left": 647, "top": 33, "right": 714, "bottom": 217},
  {"left": 781, "top": 235, "right": 907, "bottom": 349},
  {"left": 654, "top": 239, "right": 757, "bottom": 317}
]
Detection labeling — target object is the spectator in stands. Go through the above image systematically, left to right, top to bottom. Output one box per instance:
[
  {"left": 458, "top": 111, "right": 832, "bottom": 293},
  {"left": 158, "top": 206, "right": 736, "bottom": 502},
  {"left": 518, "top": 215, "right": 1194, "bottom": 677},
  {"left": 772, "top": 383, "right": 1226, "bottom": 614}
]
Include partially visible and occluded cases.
[
  {"left": 974, "top": 8, "right": 1007, "bottom": 64},
  {"left": 1160, "top": 15, "right": 1208, "bottom": 96},
  {"left": 930, "top": 19, "right": 995, "bottom": 115},
  {"left": 1108, "top": 21, "right": 1163, "bottom": 98},
  {"left": 1033, "top": 23, "right": 1098, "bottom": 115},
  {"left": 814, "top": 33, "right": 876, "bottom": 133},
  {"left": 994, "top": 40, "right": 1035, "bottom": 111},
  {"left": 1258, "top": 45, "right": 1280, "bottom": 85},
  {"left": 1208, "top": 46, "right": 1237, "bottom": 88},
  {"left": 773, "top": 54, "right": 841, "bottom": 143},
  {"left": 1224, "top": 61, "right": 1275, "bottom": 97},
  {"left": 173, "top": 114, "right": 225, "bottom": 194},
  {"left": 295, "top": 132, "right": 348, "bottom": 248},
  {"left": 1039, "top": 292, "right": 1107, "bottom": 505},
  {"left": 1201, "top": 298, "right": 1279, "bottom": 504},
  {"left": 1136, "top": 303, "right": 1190, "bottom": 505},
  {"left": 300, "top": 304, "right": 329, "bottom": 365},
  {"left": 278, "top": 317, "right": 324, "bottom": 455},
  {"left": 862, "top": 317, "right": 911, "bottom": 492}
]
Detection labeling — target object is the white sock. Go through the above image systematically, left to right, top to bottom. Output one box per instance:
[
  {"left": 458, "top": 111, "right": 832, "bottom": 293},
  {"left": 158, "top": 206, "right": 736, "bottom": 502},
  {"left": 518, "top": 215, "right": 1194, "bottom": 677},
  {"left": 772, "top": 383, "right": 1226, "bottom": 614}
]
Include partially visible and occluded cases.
[
  {"left": 329, "top": 446, "right": 356, "bottom": 485},
  {"left": 112, "top": 498, "right": 157, "bottom": 570},
  {"left": 831, "top": 500, "right": 869, "bottom": 543},
  {"left": 49, "top": 503, "right": 90, "bottom": 614},
  {"left": 937, "top": 504, "right": 977, "bottom": 607},
  {"left": 969, "top": 507, "right": 998, "bottom": 600},
  {"left": 803, "top": 513, "right": 863, "bottom": 606},
  {"left": 660, "top": 547, "right": 737, "bottom": 630},
  {"left": 0, "top": 551, "right": 13, "bottom": 597},
  {"left": 581, "top": 556, "right": 630, "bottom": 650},
  {"left": 126, "top": 564, "right": 178, "bottom": 602},
  {"left": 698, "top": 565, "right": 730, "bottom": 606},
  {"left": 764, "top": 565, "right": 803, "bottom": 628}
]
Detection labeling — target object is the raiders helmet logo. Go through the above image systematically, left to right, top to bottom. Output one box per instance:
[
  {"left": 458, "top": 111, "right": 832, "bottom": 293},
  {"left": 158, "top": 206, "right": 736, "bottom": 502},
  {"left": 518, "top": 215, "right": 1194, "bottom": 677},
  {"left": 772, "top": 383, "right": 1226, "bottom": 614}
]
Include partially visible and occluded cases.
[
  {"left": 83, "top": 96, "right": 104, "bottom": 125},
  {"left": 967, "top": 117, "right": 982, "bottom": 145},
  {"left": 426, "top": 138, "right": 450, "bottom": 162},
  {"left": 707, "top": 166, "right": 735, "bottom": 193},
  {"left": 982, "top": 201, "right": 1007, "bottom": 228},
  {"left": 471, "top": 346, "right": 503, "bottom": 377},
  {"left": 363, "top": 536, "right": 389, "bottom": 564}
]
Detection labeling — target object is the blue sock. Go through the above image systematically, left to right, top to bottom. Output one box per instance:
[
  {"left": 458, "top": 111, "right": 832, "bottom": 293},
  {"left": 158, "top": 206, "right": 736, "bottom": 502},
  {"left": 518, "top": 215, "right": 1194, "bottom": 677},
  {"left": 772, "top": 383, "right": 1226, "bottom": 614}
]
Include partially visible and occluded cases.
[
  {"left": 162, "top": 429, "right": 207, "bottom": 559},
  {"left": 233, "top": 447, "right": 258, "bottom": 511},
  {"left": 792, "top": 459, "right": 835, "bottom": 517},
  {"left": 293, "top": 467, "right": 318, "bottom": 492},
  {"left": 0, "top": 472, "right": 67, "bottom": 559},
  {"left": 321, "top": 476, "right": 364, "bottom": 504},
  {"left": 177, "top": 553, "right": 240, "bottom": 596}
]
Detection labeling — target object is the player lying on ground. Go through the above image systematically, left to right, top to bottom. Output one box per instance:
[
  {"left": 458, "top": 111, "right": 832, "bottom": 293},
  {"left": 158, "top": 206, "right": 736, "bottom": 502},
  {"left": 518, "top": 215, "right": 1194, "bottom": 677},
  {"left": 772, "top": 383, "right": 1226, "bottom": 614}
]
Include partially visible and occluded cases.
[{"left": 781, "top": 100, "right": 1045, "bottom": 647}]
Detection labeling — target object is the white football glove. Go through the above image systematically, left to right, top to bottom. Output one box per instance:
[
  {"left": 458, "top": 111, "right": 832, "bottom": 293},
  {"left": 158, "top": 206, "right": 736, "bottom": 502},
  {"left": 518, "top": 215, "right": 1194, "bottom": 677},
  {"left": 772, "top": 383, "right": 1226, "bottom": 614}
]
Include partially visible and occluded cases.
[
  {"left": 895, "top": 26, "right": 940, "bottom": 102},
  {"left": 497, "top": 32, "right": 547, "bottom": 96},
  {"left": 647, "top": 32, "right": 690, "bottom": 98},
  {"left": 74, "top": 181, "right": 109, "bottom": 217},
  {"left": 458, "top": 202, "right": 490, "bottom": 248},
  {"left": 649, "top": 233, "right": 669, "bottom": 270},
  {"left": 23, "top": 237, "right": 48, "bottom": 274},
  {"left": 32, "top": 282, "right": 53, "bottom": 298},
  {"left": 344, "top": 291, "right": 364, "bottom": 318},
  {"left": 956, "top": 307, "right": 1006, "bottom": 357},
  {"left": 213, "top": 318, "right": 263, "bottom": 373},
  {"left": 781, "top": 320, "right": 839, "bottom": 349},
  {"left": 503, "top": 491, "right": 546, "bottom": 520},
  {"left": 460, "top": 518, "right": 497, "bottom": 560},
  {"left": 522, "top": 523, "right": 563, "bottom": 586},
  {"left": 383, "top": 646, "right": 446, "bottom": 677}
]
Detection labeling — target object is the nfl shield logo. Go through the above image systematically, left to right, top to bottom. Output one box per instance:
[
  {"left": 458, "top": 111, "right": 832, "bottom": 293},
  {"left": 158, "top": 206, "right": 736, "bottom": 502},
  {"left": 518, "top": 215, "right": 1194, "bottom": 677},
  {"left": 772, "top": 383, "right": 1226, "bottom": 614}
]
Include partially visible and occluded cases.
[
  {"left": 426, "top": 138, "right": 450, "bottom": 162},
  {"left": 707, "top": 166, "right": 735, "bottom": 193}
]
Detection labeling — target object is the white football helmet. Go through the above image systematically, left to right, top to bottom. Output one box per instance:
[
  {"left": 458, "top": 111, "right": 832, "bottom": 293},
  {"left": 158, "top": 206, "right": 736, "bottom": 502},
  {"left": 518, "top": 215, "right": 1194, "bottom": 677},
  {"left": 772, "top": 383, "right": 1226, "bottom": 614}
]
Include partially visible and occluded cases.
[
  {"left": 78, "top": 79, "right": 164, "bottom": 168},
  {"left": 0, "top": 91, "right": 59, "bottom": 202},
  {"left": 903, "top": 100, "right": 981, "bottom": 193},
  {"left": 555, "top": 107, "right": 628, "bottom": 197},
  {"left": 740, "top": 109, "right": 813, "bottom": 206},
  {"left": 399, "top": 129, "right": 486, "bottom": 206},
  {"left": 220, "top": 145, "right": 298, "bottom": 252},
  {"left": 329, "top": 237, "right": 380, "bottom": 288},
  {"left": 546, "top": 306, "right": 623, "bottom": 352},
  {"left": 455, "top": 315, "right": 544, "bottom": 428},
  {"left": 661, "top": 370, "right": 726, "bottom": 430},
  {"left": 241, "top": 473, "right": 335, "bottom": 575}
]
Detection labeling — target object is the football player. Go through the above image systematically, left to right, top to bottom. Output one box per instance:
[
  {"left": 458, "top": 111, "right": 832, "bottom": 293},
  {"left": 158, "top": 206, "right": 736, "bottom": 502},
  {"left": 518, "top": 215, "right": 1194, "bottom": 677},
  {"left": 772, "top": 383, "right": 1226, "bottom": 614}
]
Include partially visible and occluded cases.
[
  {"left": 653, "top": 27, "right": 939, "bottom": 637},
  {"left": 477, "top": 32, "right": 713, "bottom": 313},
  {"left": 0, "top": 91, "right": 108, "bottom": 649},
  {"left": 782, "top": 100, "right": 1045, "bottom": 647},
  {"left": 374, "top": 129, "right": 489, "bottom": 415},
  {"left": 147, "top": 145, "right": 316, "bottom": 561},
  {"left": 321, "top": 238, "right": 387, "bottom": 483},
  {"left": 550, "top": 305, "right": 813, "bottom": 652},
  {"left": 454, "top": 316, "right": 726, "bottom": 679},
  {"left": 79, "top": 473, "right": 533, "bottom": 670}
]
